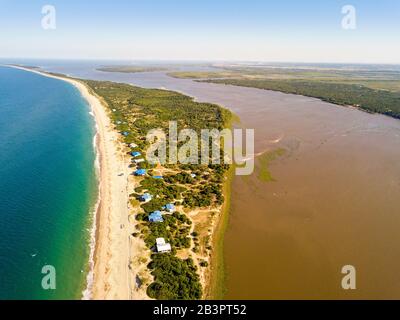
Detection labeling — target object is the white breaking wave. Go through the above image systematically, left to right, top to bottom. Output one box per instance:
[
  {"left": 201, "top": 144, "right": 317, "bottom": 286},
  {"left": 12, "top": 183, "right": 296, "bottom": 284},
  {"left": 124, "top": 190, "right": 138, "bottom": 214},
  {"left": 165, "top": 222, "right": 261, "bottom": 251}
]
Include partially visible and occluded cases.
[{"left": 81, "top": 125, "right": 101, "bottom": 300}]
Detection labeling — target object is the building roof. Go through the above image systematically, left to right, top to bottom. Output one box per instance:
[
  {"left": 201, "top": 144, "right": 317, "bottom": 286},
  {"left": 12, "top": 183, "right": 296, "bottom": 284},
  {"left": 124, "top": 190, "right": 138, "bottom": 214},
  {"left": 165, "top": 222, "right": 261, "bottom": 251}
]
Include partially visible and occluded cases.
[
  {"left": 121, "top": 131, "right": 130, "bottom": 136},
  {"left": 131, "top": 151, "right": 141, "bottom": 157},
  {"left": 135, "top": 169, "right": 146, "bottom": 175},
  {"left": 152, "top": 175, "right": 163, "bottom": 179},
  {"left": 140, "top": 193, "right": 152, "bottom": 201},
  {"left": 164, "top": 203, "right": 175, "bottom": 211},
  {"left": 149, "top": 211, "right": 163, "bottom": 222},
  {"left": 149, "top": 213, "right": 164, "bottom": 223},
  {"left": 156, "top": 237, "right": 171, "bottom": 252},
  {"left": 157, "top": 243, "right": 171, "bottom": 252}
]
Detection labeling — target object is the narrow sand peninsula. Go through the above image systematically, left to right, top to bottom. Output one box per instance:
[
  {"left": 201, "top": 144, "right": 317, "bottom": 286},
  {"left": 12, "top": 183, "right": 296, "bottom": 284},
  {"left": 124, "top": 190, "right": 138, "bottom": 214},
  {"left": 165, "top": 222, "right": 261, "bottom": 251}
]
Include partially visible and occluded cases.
[{"left": 9, "top": 66, "right": 148, "bottom": 300}]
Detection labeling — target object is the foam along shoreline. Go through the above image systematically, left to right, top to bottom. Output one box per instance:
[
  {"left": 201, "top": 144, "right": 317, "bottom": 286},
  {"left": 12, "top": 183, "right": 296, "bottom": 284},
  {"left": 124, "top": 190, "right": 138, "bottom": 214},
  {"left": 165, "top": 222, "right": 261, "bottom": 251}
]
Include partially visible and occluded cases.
[{"left": 7, "top": 65, "right": 146, "bottom": 300}]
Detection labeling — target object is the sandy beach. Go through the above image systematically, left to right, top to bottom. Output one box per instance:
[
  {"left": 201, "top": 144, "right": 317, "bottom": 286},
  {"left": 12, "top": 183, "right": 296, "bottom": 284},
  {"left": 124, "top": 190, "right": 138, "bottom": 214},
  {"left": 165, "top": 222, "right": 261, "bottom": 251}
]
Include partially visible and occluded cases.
[{"left": 9, "top": 65, "right": 149, "bottom": 300}]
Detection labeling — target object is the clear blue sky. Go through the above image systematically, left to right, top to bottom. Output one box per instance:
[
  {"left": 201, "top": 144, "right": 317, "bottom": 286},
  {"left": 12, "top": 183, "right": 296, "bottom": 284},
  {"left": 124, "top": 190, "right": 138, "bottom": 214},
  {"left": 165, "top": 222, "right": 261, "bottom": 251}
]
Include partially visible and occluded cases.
[{"left": 1, "top": 0, "right": 399, "bottom": 63}]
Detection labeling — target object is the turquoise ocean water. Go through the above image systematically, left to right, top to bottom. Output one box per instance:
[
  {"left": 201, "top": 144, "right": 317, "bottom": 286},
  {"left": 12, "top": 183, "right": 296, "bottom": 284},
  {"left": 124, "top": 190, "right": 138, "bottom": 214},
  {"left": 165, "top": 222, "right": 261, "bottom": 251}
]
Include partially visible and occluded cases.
[{"left": 0, "top": 66, "right": 98, "bottom": 299}]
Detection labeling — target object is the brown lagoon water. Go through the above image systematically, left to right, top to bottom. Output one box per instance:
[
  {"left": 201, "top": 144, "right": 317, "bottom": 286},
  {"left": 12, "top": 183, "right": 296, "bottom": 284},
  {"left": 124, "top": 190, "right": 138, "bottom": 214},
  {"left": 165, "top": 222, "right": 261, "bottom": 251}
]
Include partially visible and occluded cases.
[{"left": 40, "top": 63, "right": 400, "bottom": 299}]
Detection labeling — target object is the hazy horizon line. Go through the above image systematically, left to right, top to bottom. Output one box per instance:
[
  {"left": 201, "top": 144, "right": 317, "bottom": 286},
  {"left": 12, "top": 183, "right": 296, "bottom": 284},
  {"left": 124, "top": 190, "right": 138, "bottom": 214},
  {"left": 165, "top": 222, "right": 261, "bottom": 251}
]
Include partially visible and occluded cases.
[{"left": 1, "top": 57, "right": 400, "bottom": 66}]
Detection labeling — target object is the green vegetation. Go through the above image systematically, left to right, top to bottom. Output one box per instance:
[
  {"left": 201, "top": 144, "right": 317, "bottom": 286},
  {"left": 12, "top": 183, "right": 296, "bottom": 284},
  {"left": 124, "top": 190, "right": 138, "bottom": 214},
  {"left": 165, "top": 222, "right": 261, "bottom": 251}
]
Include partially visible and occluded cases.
[
  {"left": 213, "top": 64, "right": 400, "bottom": 82},
  {"left": 97, "top": 66, "right": 167, "bottom": 73},
  {"left": 206, "top": 78, "right": 400, "bottom": 119},
  {"left": 84, "top": 79, "right": 232, "bottom": 300},
  {"left": 85, "top": 80, "right": 230, "bottom": 137},
  {"left": 257, "top": 148, "right": 286, "bottom": 182},
  {"left": 206, "top": 165, "right": 235, "bottom": 299},
  {"left": 164, "top": 172, "right": 195, "bottom": 184},
  {"left": 134, "top": 178, "right": 185, "bottom": 206},
  {"left": 183, "top": 183, "right": 225, "bottom": 208},
  {"left": 137, "top": 212, "right": 192, "bottom": 250},
  {"left": 147, "top": 254, "right": 201, "bottom": 300},
  {"left": 199, "top": 260, "right": 209, "bottom": 267}
]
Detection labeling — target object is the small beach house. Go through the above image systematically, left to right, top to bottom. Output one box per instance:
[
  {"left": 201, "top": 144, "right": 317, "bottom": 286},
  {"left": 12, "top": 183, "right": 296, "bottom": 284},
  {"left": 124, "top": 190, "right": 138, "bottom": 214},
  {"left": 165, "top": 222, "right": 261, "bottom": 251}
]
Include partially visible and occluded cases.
[
  {"left": 121, "top": 131, "right": 130, "bottom": 137},
  {"left": 129, "top": 143, "right": 138, "bottom": 148},
  {"left": 131, "top": 151, "right": 141, "bottom": 157},
  {"left": 133, "top": 158, "right": 145, "bottom": 164},
  {"left": 134, "top": 169, "right": 146, "bottom": 176},
  {"left": 140, "top": 193, "right": 152, "bottom": 202},
  {"left": 163, "top": 203, "right": 175, "bottom": 213},
  {"left": 149, "top": 211, "right": 164, "bottom": 223},
  {"left": 156, "top": 238, "right": 171, "bottom": 253}
]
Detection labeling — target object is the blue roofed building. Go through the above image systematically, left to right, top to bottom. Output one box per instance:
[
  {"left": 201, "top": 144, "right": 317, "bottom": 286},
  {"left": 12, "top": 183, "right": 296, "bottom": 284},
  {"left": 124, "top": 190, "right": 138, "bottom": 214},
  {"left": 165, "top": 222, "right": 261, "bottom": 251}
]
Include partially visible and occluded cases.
[
  {"left": 121, "top": 131, "right": 130, "bottom": 137},
  {"left": 131, "top": 151, "right": 141, "bottom": 157},
  {"left": 134, "top": 169, "right": 146, "bottom": 176},
  {"left": 152, "top": 175, "right": 163, "bottom": 179},
  {"left": 140, "top": 193, "right": 152, "bottom": 202},
  {"left": 163, "top": 203, "right": 175, "bottom": 213},
  {"left": 149, "top": 211, "right": 163, "bottom": 223}
]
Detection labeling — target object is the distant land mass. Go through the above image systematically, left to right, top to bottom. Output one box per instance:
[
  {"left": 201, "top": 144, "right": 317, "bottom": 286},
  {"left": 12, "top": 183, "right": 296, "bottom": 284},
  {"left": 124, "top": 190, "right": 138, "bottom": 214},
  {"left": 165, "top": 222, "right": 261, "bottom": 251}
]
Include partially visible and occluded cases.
[
  {"left": 169, "top": 64, "right": 400, "bottom": 120},
  {"left": 97, "top": 66, "right": 168, "bottom": 73},
  {"left": 205, "top": 78, "right": 400, "bottom": 119}
]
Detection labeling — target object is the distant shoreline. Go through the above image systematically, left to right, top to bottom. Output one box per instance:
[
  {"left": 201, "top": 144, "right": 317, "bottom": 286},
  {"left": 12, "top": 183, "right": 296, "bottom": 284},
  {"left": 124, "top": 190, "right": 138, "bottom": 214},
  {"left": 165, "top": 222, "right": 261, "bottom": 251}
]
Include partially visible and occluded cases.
[
  {"left": 97, "top": 66, "right": 168, "bottom": 73},
  {"left": 201, "top": 78, "right": 400, "bottom": 121}
]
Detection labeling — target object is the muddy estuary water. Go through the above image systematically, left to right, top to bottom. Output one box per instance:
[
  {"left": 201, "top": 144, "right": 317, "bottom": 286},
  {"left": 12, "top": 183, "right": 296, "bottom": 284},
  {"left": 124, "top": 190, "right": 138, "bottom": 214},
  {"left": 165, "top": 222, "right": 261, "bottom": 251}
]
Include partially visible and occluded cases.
[{"left": 44, "top": 65, "right": 400, "bottom": 299}]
